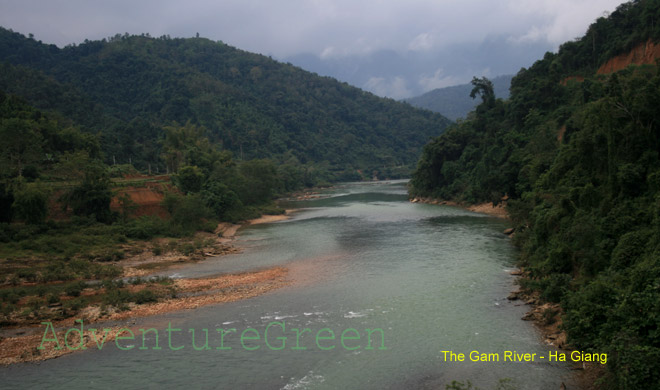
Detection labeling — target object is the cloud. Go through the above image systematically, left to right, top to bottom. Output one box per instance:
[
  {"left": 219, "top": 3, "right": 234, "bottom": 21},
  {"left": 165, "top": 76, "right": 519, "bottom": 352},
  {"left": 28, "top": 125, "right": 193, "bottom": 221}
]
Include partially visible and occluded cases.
[
  {"left": 0, "top": 0, "right": 627, "bottom": 56},
  {"left": 0, "top": 0, "right": 628, "bottom": 99},
  {"left": 505, "top": 0, "right": 624, "bottom": 46},
  {"left": 408, "top": 33, "right": 434, "bottom": 52},
  {"left": 320, "top": 47, "right": 337, "bottom": 59},
  {"left": 418, "top": 69, "right": 463, "bottom": 92},
  {"left": 364, "top": 76, "right": 412, "bottom": 100}
]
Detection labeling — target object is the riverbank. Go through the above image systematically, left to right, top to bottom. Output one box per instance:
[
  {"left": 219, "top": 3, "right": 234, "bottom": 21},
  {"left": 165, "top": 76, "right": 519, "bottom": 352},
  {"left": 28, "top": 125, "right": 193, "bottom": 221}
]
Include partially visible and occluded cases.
[
  {"left": 410, "top": 196, "right": 599, "bottom": 388},
  {"left": 409, "top": 197, "right": 508, "bottom": 219},
  {"left": 0, "top": 212, "right": 292, "bottom": 365}
]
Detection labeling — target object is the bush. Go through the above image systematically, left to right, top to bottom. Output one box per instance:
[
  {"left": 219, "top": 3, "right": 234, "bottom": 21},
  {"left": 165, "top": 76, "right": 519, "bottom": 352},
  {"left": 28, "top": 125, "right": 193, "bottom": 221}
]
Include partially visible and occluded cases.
[
  {"left": 63, "top": 163, "right": 115, "bottom": 223},
  {"left": 175, "top": 165, "right": 205, "bottom": 194},
  {"left": 201, "top": 181, "right": 242, "bottom": 220},
  {"left": 12, "top": 182, "right": 50, "bottom": 225},
  {"left": 163, "top": 192, "right": 214, "bottom": 234},
  {"left": 123, "top": 216, "right": 168, "bottom": 239},
  {"left": 611, "top": 229, "right": 652, "bottom": 269},
  {"left": 152, "top": 244, "right": 163, "bottom": 256},
  {"left": 65, "top": 281, "right": 87, "bottom": 297},
  {"left": 133, "top": 289, "right": 157, "bottom": 304},
  {"left": 46, "top": 293, "right": 60, "bottom": 305}
]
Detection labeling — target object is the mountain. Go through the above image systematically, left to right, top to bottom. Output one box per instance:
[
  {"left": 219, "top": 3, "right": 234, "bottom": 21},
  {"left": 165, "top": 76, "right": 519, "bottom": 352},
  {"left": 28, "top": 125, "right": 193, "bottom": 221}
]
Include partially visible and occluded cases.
[
  {"left": 410, "top": 0, "right": 660, "bottom": 387},
  {"left": 0, "top": 28, "right": 451, "bottom": 180},
  {"left": 284, "top": 37, "right": 553, "bottom": 100},
  {"left": 404, "top": 74, "right": 513, "bottom": 121}
]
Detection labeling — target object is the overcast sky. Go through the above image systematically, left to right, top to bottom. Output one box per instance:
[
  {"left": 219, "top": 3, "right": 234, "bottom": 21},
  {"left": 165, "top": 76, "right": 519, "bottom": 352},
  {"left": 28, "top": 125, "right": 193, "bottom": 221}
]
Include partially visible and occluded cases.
[{"left": 1, "top": 0, "right": 626, "bottom": 98}]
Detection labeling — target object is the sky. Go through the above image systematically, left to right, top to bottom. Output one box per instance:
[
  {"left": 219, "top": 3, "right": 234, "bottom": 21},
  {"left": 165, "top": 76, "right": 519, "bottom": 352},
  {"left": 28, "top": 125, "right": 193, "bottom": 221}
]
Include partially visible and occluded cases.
[{"left": 0, "top": 0, "right": 626, "bottom": 98}]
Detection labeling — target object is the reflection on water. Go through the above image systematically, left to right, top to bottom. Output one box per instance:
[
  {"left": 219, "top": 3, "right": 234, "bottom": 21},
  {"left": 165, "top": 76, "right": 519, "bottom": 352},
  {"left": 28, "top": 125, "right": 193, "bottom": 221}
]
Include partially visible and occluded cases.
[{"left": 0, "top": 180, "right": 573, "bottom": 389}]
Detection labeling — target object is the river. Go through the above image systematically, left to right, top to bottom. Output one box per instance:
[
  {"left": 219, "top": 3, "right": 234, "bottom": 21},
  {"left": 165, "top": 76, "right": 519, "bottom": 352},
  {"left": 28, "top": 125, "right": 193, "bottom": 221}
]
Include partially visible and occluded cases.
[{"left": 1, "top": 180, "right": 573, "bottom": 389}]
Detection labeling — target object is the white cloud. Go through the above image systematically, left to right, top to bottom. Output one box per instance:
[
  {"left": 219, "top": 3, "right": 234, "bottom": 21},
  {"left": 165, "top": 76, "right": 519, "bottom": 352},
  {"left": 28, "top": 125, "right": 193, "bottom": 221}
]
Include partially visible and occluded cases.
[
  {"left": 0, "top": 0, "right": 629, "bottom": 99},
  {"left": 0, "top": 0, "right": 627, "bottom": 56},
  {"left": 505, "top": 0, "right": 624, "bottom": 46},
  {"left": 408, "top": 33, "right": 434, "bottom": 52},
  {"left": 320, "top": 46, "right": 337, "bottom": 59},
  {"left": 418, "top": 69, "right": 463, "bottom": 92},
  {"left": 364, "top": 76, "right": 412, "bottom": 100}
]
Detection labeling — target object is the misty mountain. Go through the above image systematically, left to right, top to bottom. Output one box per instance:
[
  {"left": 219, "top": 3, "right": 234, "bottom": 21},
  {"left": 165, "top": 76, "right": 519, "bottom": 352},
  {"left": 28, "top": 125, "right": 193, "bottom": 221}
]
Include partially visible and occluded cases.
[
  {"left": 284, "top": 36, "right": 552, "bottom": 99},
  {"left": 404, "top": 74, "right": 513, "bottom": 121}
]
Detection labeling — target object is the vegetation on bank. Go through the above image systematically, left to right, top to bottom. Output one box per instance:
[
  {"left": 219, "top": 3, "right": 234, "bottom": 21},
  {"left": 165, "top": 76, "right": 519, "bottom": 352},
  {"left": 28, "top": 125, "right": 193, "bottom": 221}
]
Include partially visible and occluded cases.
[
  {"left": 410, "top": 1, "right": 660, "bottom": 388},
  {"left": 0, "top": 23, "right": 449, "bottom": 327},
  {"left": 0, "top": 90, "right": 297, "bottom": 327}
]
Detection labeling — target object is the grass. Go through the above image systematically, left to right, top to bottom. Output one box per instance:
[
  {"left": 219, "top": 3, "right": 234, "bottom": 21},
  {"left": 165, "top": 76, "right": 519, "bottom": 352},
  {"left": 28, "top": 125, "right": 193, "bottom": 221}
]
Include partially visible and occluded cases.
[
  {"left": 0, "top": 188, "right": 280, "bottom": 326},
  {"left": 0, "top": 214, "right": 197, "bottom": 325},
  {"left": 0, "top": 275, "right": 175, "bottom": 325}
]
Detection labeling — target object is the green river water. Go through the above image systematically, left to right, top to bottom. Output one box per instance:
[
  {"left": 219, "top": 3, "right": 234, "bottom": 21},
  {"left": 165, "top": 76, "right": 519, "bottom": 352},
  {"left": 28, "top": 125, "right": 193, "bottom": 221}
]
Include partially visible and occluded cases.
[{"left": 1, "top": 180, "right": 574, "bottom": 389}]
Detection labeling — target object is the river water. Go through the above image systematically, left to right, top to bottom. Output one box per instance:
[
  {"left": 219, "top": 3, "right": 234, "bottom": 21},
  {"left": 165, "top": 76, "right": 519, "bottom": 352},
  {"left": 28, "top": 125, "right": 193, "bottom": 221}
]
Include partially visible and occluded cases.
[{"left": 1, "top": 180, "right": 573, "bottom": 389}]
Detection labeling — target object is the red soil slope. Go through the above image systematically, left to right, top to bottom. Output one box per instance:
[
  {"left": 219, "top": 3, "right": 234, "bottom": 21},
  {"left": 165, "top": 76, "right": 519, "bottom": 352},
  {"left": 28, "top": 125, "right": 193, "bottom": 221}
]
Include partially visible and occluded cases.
[
  {"left": 597, "top": 39, "right": 660, "bottom": 74},
  {"left": 110, "top": 179, "right": 171, "bottom": 218}
]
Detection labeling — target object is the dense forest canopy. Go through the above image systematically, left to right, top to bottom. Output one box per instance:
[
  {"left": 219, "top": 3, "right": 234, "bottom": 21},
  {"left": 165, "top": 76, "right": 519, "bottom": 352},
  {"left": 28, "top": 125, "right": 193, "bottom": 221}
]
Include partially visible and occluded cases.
[
  {"left": 410, "top": 1, "right": 660, "bottom": 388},
  {"left": 0, "top": 23, "right": 452, "bottom": 267},
  {"left": 0, "top": 27, "right": 451, "bottom": 180}
]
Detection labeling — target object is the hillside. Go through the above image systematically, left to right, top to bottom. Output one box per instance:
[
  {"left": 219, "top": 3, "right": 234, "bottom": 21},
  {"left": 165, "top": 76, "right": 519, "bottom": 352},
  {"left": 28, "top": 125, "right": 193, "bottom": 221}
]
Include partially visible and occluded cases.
[
  {"left": 410, "top": 0, "right": 660, "bottom": 388},
  {"left": 0, "top": 28, "right": 451, "bottom": 180},
  {"left": 404, "top": 74, "right": 513, "bottom": 121}
]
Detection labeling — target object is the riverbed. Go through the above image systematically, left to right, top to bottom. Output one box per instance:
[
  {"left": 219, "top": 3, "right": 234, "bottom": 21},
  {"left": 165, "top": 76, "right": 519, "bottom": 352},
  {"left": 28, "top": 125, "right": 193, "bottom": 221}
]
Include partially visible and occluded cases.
[{"left": 0, "top": 180, "right": 573, "bottom": 389}]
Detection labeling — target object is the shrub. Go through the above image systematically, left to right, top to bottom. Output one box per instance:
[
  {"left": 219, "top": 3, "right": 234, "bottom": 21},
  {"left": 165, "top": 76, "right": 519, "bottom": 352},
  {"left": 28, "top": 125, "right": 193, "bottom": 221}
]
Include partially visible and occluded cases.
[
  {"left": 12, "top": 182, "right": 50, "bottom": 225},
  {"left": 152, "top": 244, "right": 163, "bottom": 256},
  {"left": 65, "top": 281, "right": 87, "bottom": 297},
  {"left": 133, "top": 289, "right": 157, "bottom": 304}
]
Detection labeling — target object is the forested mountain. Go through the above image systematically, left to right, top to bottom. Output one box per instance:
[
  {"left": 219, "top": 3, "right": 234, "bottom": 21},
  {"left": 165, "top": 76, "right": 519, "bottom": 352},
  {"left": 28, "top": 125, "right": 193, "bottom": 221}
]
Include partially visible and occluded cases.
[
  {"left": 410, "top": 0, "right": 660, "bottom": 388},
  {"left": 0, "top": 28, "right": 450, "bottom": 180},
  {"left": 404, "top": 74, "right": 513, "bottom": 121}
]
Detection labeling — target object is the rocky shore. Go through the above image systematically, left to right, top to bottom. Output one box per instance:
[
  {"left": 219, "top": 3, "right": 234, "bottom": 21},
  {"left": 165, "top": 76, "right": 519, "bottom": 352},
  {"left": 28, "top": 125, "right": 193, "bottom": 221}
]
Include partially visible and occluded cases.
[
  {"left": 409, "top": 196, "right": 508, "bottom": 219},
  {"left": 411, "top": 196, "right": 601, "bottom": 389},
  {"left": 0, "top": 212, "right": 292, "bottom": 365}
]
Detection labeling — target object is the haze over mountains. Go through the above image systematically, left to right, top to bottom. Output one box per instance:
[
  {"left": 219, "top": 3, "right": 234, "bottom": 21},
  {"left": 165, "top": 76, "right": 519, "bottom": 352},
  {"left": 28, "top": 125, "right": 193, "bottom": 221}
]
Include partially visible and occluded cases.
[
  {"left": 0, "top": 0, "right": 625, "bottom": 101},
  {"left": 285, "top": 39, "right": 545, "bottom": 100},
  {"left": 405, "top": 75, "right": 513, "bottom": 121}
]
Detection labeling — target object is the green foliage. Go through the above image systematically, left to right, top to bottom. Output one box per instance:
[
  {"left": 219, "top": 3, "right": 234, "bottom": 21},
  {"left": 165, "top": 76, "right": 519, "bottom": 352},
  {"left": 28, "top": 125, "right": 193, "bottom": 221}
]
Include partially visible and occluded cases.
[
  {"left": 411, "top": 2, "right": 660, "bottom": 387},
  {"left": 0, "top": 27, "right": 450, "bottom": 176},
  {"left": 405, "top": 75, "right": 512, "bottom": 121},
  {"left": 469, "top": 76, "right": 496, "bottom": 108},
  {"left": 0, "top": 117, "right": 44, "bottom": 178},
  {"left": 236, "top": 159, "right": 279, "bottom": 205},
  {"left": 63, "top": 162, "right": 115, "bottom": 223},
  {"left": 175, "top": 165, "right": 205, "bottom": 194},
  {"left": 12, "top": 181, "right": 50, "bottom": 224},
  {"left": 201, "top": 181, "right": 242, "bottom": 221},
  {"left": 162, "top": 192, "right": 214, "bottom": 234},
  {"left": 122, "top": 216, "right": 170, "bottom": 239},
  {"left": 65, "top": 280, "right": 87, "bottom": 297},
  {"left": 133, "top": 289, "right": 157, "bottom": 304}
]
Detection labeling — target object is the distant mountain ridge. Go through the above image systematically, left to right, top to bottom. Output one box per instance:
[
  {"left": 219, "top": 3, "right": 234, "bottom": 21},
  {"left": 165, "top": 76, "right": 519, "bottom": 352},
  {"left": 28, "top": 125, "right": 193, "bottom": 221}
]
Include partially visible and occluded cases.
[{"left": 404, "top": 75, "right": 513, "bottom": 121}]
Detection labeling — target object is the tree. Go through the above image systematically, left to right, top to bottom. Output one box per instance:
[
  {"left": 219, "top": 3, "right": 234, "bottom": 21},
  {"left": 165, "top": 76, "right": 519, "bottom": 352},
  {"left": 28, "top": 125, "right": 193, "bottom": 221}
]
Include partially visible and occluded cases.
[
  {"left": 469, "top": 77, "right": 495, "bottom": 108},
  {"left": 0, "top": 118, "right": 44, "bottom": 178},
  {"left": 236, "top": 159, "right": 279, "bottom": 205},
  {"left": 64, "top": 162, "right": 115, "bottom": 223},
  {"left": 175, "top": 165, "right": 205, "bottom": 194},
  {"left": 12, "top": 181, "right": 49, "bottom": 224},
  {"left": 201, "top": 181, "right": 242, "bottom": 221}
]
